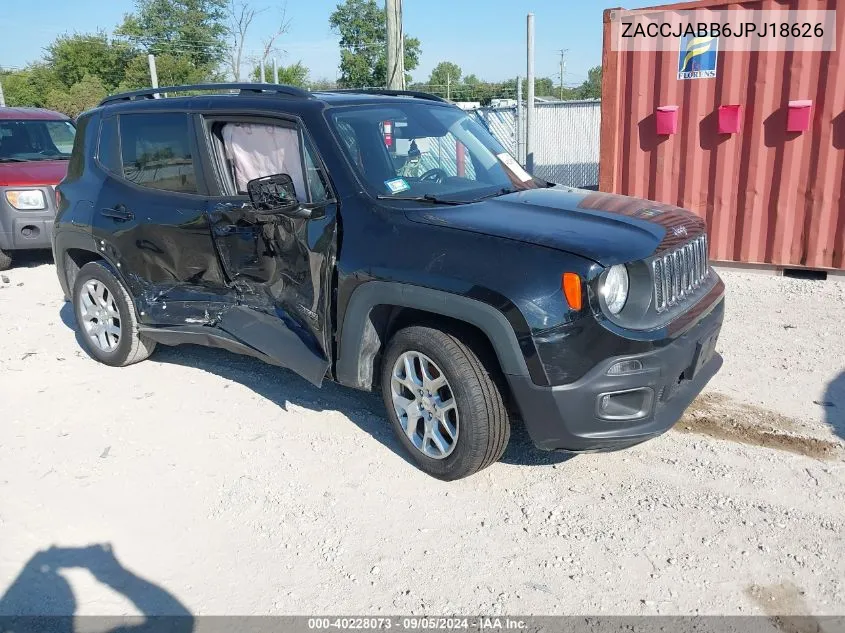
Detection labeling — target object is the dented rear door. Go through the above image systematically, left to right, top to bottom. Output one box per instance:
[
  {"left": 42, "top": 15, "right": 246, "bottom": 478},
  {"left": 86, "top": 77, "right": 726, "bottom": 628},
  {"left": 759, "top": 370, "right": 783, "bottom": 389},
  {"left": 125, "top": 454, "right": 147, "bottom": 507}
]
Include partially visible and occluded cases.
[{"left": 92, "top": 111, "right": 233, "bottom": 326}]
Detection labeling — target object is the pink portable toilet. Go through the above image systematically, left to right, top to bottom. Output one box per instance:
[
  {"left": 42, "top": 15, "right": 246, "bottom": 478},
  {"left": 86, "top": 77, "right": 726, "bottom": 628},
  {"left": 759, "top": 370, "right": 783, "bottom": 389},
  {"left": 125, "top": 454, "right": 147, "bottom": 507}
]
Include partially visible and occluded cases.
[
  {"left": 787, "top": 100, "right": 812, "bottom": 132},
  {"left": 656, "top": 105, "right": 679, "bottom": 135},
  {"left": 718, "top": 105, "right": 742, "bottom": 134}
]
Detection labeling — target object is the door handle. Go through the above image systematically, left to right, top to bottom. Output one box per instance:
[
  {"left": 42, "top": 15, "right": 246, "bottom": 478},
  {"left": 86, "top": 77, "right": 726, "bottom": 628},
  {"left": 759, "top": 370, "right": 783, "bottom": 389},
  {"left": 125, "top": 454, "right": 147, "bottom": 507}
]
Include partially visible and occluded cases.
[{"left": 100, "top": 204, "right": 134, "bottom": 222}]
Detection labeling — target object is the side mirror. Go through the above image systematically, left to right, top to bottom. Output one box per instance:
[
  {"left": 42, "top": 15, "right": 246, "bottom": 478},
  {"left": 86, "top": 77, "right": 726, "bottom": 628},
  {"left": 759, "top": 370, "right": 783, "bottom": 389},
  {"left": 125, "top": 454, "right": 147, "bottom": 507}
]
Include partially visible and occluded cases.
[
  {"left": 245, "top": 173, "right": 326, "bottom": 221},
  {"left": 246, "top": 174, "right": 300, "bottom": 213}
]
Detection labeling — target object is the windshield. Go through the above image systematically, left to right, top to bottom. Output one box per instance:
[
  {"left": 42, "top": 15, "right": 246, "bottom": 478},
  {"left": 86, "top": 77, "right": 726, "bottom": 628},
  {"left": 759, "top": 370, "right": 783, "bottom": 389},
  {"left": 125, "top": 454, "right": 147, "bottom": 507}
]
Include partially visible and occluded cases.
[
  {"left": 328, "top": 102, "right": 540, "bottom": 202},
  {"left": 0, "top": 119, "right": 76, "bottom": 162}
]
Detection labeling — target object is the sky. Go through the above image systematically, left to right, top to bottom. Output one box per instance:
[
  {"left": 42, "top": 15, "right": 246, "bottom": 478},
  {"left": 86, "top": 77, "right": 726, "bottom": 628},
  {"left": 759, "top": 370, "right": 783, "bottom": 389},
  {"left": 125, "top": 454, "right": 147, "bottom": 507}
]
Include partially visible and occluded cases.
[{"left": 0, "top": 0, "right": 657, "bottom": 86}]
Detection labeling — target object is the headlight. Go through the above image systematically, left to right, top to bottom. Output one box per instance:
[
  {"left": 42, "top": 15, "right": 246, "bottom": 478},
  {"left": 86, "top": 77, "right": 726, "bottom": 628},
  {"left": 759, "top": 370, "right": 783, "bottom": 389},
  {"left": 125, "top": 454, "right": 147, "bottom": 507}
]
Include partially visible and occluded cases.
[
  {"left": 5, "top": 190, "right": 46, "bottom": 210},
  {"left": 601, "top": 264, "right": 629, "bottom": 315}
]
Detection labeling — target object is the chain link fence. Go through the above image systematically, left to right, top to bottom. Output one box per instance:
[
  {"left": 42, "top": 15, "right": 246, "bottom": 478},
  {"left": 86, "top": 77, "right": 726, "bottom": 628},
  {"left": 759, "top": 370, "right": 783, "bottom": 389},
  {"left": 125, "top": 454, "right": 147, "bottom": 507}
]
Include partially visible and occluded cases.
[{"left": 472, "top": 99, "right": 601, "bottom": 188}]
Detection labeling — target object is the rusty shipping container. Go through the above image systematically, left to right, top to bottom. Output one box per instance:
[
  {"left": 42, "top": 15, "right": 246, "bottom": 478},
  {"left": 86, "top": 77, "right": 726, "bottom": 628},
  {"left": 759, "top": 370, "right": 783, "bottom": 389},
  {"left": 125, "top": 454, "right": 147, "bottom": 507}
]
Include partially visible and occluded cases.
[{"left": 600, "top": 0, "right": 845, "bottom": 269}]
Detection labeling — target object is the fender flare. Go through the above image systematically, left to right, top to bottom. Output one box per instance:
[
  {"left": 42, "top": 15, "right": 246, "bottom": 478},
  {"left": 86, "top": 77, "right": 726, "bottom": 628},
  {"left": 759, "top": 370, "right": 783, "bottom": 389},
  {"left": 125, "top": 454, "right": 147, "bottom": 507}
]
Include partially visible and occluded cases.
[
  {"left": 53, "top": 228, "right": 100, "bottom": 298},
  {"left": 335, "top": 281, "right": 532, "bottom": 390}
]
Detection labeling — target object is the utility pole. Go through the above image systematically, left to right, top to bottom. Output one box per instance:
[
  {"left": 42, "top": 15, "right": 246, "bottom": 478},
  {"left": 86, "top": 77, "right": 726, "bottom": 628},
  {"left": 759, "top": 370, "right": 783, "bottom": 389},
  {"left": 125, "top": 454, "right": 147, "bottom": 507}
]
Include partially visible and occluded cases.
[
  {"left": 385, "top": 0, "right": 405, "bottom": 89},
  {"left": 526, "top": 13, "right": 535, "bottom": 173},
  {"left": 558, "top": 49, "right": 568, "bottom": 100},
  {"left": 147, "top": 53, "right": 160, "bottom": 99},
  {"left": 147, "top": 54, "right": 159, "bottom": 97},
  {"left": 260, "top": 58, "right": 266, "bottom": 83},
  {"left": 273, "top": 58, "right": 279, "bottom": 84},
  {"left": 447, "top": 74, "right": 451, "bottom": 101},
  {"left": 516, "top": 75, "right": 523, "bottom": 165},
  {"left": 0, "top": 76, "right": 5, "bottom": 108}
]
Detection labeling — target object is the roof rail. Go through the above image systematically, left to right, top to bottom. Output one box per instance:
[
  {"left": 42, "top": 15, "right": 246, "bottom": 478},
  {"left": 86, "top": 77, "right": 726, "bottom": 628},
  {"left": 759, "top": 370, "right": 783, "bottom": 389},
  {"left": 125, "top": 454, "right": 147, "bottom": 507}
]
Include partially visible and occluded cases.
[
  {"left": 99, "top": 83, "right": 312, "bottom": 106},
  {"left": 323, "top": 89, "right": 448, "bottom": 103}
]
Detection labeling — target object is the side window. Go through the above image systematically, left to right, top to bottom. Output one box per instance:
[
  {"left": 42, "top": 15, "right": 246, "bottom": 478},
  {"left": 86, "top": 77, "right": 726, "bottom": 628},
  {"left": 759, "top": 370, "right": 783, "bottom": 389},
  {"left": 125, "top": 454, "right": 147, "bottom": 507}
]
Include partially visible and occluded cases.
[
  {"left": 119, "top": 113, "right": 197, "bottom": 194},
  {"left": 97, "top": 116, "right": 121, "bottom": 175},
  {"left": 216, "top": 121, "right": 331, "bottom": 204},
  {"left": 219, "top": 122, "right": 306, "bottom": 200}
]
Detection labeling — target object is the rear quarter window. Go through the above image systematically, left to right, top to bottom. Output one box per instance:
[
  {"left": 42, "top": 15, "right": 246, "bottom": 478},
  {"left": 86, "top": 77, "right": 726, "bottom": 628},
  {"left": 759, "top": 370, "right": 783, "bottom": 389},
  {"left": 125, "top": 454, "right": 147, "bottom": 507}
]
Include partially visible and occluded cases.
[
  {"left": 65, "top": 115, "right": 89, "bottom": 181},
  {"left": 97, "top": 116, "right": 121, "bottom": 175}
]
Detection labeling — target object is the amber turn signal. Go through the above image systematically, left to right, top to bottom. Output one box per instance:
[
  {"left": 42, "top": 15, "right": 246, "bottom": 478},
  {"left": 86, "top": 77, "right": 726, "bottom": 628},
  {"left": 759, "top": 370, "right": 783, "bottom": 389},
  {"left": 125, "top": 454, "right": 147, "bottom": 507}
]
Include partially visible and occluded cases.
[{"left": 562, "top": 272, "right": 583, "bottom": 311}]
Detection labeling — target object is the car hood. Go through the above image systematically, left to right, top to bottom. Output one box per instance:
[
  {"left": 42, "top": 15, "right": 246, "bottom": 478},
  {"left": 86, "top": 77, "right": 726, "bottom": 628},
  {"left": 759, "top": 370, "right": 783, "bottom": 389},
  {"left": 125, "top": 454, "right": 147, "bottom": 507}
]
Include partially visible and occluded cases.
[
  {"left": 0, "top": 160, "right": 68, "bottom": 187},
  {"left": 404, "top": 186, "right": 706, "bottom": 266}
]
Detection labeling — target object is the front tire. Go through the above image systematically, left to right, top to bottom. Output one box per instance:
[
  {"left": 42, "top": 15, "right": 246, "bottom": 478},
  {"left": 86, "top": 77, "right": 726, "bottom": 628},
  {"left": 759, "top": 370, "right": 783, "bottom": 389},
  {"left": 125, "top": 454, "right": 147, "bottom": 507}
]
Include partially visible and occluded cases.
[
  {"left": 0, "top": 248, "right": 11, "bottom": 271},
  {"left": 72, "top": 261, "right": 156, "bottom": 366},
  {"left": 381, "top": 325, "right": 511, "bottom": 480}
]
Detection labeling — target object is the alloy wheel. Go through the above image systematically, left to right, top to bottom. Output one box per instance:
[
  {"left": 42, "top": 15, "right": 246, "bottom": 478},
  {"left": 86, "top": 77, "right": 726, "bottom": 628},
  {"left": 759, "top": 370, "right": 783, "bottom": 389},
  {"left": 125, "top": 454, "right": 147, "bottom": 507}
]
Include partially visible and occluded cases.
[
  {"left": 79, "top": 279, "right": 122, "bottom": 352},
  {"left": 390, "top": 351, "right": 459, "bottom": 459}
]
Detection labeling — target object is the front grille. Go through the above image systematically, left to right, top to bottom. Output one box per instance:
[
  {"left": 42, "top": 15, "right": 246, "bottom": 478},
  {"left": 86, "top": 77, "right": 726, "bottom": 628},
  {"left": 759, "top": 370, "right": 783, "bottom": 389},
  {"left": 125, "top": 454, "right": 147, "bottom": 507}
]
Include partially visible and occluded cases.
[{"left": 652, "top": 235, "right": 709, "bottom": 313}]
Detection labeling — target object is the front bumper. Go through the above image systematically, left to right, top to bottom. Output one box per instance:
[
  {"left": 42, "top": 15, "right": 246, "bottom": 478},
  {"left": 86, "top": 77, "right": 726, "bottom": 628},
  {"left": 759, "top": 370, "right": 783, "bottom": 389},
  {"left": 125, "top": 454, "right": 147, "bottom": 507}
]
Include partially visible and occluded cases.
[
  {"left": 0, "top": 186, "right": 56, "bottom": 251},
  {"left": 509, "top": 294, "right": 724, "bottom": 452}
]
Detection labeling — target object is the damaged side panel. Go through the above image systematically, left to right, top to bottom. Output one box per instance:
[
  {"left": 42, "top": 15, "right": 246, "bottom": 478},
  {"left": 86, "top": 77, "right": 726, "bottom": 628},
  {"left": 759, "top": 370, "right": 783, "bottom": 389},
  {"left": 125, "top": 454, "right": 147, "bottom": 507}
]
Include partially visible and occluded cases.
[
  {"left": 87, "top": 109, "right": 336, "bottom": 387},
  {"left": 113, "top": 199, "right": 336, "bottom": 387},
  {"left": 200, "top": 201, "right": 338, "bottom": 386},
  {"left": 217, "top": 305, "right": 329, "bottom": 386}
]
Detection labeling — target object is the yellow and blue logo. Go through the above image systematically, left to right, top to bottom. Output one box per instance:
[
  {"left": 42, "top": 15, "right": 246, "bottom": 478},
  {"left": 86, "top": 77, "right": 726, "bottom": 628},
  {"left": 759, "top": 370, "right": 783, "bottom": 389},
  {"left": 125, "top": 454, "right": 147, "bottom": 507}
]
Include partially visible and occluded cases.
[{"left": 677, "top": 35, "right": 718, "bottom": 80}]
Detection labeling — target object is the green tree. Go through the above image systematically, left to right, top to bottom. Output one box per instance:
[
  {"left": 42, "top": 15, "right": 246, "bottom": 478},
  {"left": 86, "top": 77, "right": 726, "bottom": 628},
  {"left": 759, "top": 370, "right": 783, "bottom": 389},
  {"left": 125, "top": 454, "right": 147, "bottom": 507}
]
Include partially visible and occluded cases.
[
  {"left": 116, "top": 0, "right": 228, "bottom": 70},
  {"left": 329, "top": 0, "right": 421, "bottom": 88},
  {"left": 46, "top": 32, "right": 134, "bottom": 91},
  {"left": 119, "top": 53, "right": 213, "bottom": 91},
  {"left": 252, "top": 61, "right": 309, "bottom": 87},
  {"left": 429, "top": 61, "right": 461, "bottom": 88},
  {"left": 278, "top": 62, "right": 309, "bottom": 86},
  {"left": 0, "top": 65, "right": 57, "bottom": 108},
  {"left": 577, "top": 65, "right": 601, "bottom": 99},
  {"left": 43, "top": 74, "right": 107, "bottom": 118},
  {"left": 495, "top": 76, "right": 559, "bottom": 100},
  {"left": 309, "top": 77, "right": 339, "bottom": 91},
  {"left": 533, "top": 77, "right": 556, "bottom": 98}
]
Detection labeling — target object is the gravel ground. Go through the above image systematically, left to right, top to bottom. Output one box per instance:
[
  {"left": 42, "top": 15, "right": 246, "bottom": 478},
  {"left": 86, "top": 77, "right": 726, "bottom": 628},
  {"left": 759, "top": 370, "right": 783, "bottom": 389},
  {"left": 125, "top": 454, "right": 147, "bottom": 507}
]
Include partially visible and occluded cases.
[{"left": 0, "top": 257, "right": 843, "bottom": 617}]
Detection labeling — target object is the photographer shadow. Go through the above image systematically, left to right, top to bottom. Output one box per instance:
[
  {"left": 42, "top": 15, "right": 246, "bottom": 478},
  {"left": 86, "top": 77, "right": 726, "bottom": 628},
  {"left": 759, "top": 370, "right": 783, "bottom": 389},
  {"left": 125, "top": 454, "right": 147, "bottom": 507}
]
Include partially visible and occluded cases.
[{"left": 0, "top": 544, "right": 193, "bottom": 633}]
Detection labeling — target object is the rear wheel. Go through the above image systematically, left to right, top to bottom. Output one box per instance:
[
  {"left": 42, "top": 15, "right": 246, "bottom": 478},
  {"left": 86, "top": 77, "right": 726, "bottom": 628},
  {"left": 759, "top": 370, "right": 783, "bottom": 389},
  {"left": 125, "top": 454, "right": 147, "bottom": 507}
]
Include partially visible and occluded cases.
[
  {"left": 0, "top": 248, "right": 11, "bottom": 271},
  {"left": 72, "top": 261, "right": 156, "bottom": 366},
  {"left": 381, "top": 325, "right": 510, "bottom": 480}
]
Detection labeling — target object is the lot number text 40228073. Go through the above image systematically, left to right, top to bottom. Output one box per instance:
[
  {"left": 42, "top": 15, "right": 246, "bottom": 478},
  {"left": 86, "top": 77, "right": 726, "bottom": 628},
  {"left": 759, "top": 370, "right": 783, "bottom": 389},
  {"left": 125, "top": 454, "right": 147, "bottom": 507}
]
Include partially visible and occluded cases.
[{"left": 307, "top": 617, "right": 528, "bottom": 630}]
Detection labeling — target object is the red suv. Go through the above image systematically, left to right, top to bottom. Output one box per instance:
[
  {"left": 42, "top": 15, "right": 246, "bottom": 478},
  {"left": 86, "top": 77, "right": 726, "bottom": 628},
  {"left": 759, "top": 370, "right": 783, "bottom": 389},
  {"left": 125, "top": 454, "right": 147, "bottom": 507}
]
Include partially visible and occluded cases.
[{"left": 0, "top": 107, "right": 76, "bottom": 270}]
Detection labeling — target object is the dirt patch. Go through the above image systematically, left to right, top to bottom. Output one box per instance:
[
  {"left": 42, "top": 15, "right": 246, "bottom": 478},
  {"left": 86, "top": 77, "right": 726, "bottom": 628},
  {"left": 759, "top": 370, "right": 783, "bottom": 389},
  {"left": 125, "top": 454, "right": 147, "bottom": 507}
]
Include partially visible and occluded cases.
[
  {"left": 678, "top": 393, "right": 843, "bottom": 460},
  {"left": 747, "top": 582, "right": 810, "bottom": 616},
  {"left": 745, "top": 583, "right": 832, "bottom": 632}
]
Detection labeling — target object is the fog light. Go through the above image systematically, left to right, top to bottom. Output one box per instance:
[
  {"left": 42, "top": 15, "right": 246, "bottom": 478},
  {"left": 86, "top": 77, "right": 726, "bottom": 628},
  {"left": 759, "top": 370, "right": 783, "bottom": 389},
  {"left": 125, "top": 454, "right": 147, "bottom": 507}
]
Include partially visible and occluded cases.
[
  {"left": 607, "top": 359, "right": 644, "bottom": 375},
  {"left": 597, "top": 388, "right": 654, "bottom": 421}
]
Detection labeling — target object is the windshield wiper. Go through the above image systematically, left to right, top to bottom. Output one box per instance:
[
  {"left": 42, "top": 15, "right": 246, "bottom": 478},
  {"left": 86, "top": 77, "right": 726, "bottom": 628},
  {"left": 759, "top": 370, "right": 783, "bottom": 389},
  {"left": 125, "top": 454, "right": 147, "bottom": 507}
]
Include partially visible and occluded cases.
[
  {"left": 0, "top": 158, "right": 28, "bottom": 163},
  {"left": 467, "top": 187, "right": 517, "bottom": 203},
  {"left": 377, "top": 188, "right": 520, "bottom": 206},
  {"left": 376, "top": 194, "right": 467, "bottom": 206}
]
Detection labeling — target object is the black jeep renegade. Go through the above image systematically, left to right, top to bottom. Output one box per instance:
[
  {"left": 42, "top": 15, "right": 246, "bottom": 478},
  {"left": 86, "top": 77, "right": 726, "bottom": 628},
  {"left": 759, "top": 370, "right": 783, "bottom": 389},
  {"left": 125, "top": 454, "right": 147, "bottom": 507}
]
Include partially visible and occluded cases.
[{"left": 52, "top": 83, "right": 724, "bottom": 480}]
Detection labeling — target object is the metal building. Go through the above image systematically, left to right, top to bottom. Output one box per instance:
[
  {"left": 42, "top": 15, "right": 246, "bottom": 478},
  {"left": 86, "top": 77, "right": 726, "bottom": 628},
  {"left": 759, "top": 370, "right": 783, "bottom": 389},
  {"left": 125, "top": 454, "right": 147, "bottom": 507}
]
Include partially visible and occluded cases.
[{"left": 600, "top": 0, "right": 844, "bottom": 270}]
